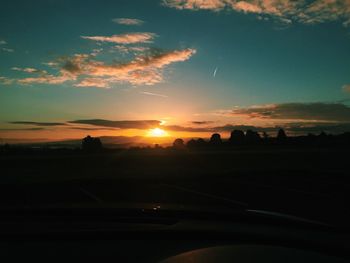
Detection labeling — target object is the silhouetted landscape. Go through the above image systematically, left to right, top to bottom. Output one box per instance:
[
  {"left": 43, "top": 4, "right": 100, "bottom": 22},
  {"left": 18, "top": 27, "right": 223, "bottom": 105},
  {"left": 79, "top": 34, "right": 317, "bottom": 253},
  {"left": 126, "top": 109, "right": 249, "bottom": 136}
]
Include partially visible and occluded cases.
[
  {"left": 3, "top": 1, "right": 350, "bottom": 260},
  {"left": 1, "top": 128, "right": 349, "bottom": 227},
  {"left": 2, "top": 128, "right": 350, "bottom": 153}
]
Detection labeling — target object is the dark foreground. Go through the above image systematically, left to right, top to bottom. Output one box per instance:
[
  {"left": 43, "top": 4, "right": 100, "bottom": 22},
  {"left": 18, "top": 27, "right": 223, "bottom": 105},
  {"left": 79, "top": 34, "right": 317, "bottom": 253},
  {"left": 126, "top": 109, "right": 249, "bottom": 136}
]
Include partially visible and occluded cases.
[{"left": 1, "top": 147, "right": 349, "bottom": 227}]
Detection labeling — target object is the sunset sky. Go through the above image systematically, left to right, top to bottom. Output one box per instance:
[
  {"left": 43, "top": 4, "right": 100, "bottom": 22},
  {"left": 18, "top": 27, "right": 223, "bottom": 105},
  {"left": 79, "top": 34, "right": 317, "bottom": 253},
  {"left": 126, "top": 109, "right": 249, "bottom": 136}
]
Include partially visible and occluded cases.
[{"left": 1, "top": 0, "right": 350, "bottom": 142}]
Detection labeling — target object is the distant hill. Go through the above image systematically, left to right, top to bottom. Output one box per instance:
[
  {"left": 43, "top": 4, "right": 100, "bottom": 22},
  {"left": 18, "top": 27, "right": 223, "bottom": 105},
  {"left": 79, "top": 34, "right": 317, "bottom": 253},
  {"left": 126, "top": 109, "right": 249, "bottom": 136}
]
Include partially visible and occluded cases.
[
  {"left": 0, "top": 136, "right": 175, "bottom": 148},
  {"left": 0, "top": 138, "right": 52, "bottom": 144}
]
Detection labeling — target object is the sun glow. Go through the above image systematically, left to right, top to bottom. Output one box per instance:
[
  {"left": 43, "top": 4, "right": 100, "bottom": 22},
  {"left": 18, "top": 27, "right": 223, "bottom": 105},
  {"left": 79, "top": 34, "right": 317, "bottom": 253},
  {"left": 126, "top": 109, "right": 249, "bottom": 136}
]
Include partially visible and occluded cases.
[{"left": 147, "top": 128, "right": 168, "bottom": 137}]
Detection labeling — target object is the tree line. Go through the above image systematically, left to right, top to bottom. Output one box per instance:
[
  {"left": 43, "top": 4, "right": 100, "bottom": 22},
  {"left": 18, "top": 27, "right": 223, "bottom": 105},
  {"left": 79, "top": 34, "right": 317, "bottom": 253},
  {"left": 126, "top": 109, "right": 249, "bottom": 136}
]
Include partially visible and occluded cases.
[
  {"left": 2, "top": 129, "right": 350, "bottom": 154},
  {"left": 172, "top": 129, "right": 350, "bottom": 150}
]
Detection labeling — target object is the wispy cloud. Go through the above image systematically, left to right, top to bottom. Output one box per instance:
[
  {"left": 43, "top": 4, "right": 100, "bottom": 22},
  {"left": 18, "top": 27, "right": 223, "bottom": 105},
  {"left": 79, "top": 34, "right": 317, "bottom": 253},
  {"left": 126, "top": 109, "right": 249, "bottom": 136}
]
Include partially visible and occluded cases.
[
  {"left": 163, "top": 0, "right": 350, "bottom": 26},
  {"left": 163, "top": 0, "right": 226, "bottom": 10},
  {"left": 300, "top": 0, "right": 350, "bottom": 25},
  {"left": 112, "top": 18, "right": 144, "bottom": 26},
  {"left": 5, "top": 23, "right": 195, "bottom": 89},
  {"left": 81, "top": 32, "right": 156, "bottom": 44},
  {"left": 0, "top": 39, "right": 14, "bottom": 52},
  {"left": 113, "top": 45, "right": 149, "bottom": 54},
  {"left": 1, "top": 47, "right": 14, "bottom": 52},
  {"left": 16, "top": 48, "right": 196, "bottom": 88},
  {"left": 81, "top": 48, "right": 196, "bottom": 86},
  {"left": 90, "top": 48, "right": 103, "bottom": 57},
  {"left": 17, "top": 54, "right": 89, "bottom": 85},
  {"left": 42, "top": 61, "right": 59, "bottom": 67},
  {"left": 12, "top": 67, "right": 47, "bottom": 74},
  {"left": 18, "top": 73, "right": 75, "bottom": 85},
  {"left": 0, "top": 76, "right": 14, "bottom": 85},
  {"left": 74, "top": 78, "right": 111, "bottom": 89},
  {"left": 141, "top": 91, "right": 168, "bottom": 98}
]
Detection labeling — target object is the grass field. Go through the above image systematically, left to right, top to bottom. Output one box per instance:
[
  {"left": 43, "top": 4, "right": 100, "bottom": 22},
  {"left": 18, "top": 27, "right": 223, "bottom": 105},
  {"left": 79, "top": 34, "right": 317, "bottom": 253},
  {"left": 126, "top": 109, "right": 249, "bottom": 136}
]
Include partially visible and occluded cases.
[{"left": 1, "top": 147, "right": 349, "bottom": 226}]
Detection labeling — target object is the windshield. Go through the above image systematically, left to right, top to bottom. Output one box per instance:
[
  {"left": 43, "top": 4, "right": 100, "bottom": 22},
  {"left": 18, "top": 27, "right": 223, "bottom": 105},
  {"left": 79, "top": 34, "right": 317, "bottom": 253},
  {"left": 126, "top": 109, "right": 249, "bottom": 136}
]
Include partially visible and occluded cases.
[{"left": 1, "top": 0, "right": 350, "bottom": 226}]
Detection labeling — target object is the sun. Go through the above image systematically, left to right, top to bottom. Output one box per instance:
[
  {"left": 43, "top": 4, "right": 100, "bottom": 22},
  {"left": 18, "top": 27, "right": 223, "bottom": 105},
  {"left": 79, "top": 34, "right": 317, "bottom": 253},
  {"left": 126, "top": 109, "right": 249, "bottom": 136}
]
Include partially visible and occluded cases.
[{"left": 147, "top": 128, "right": 168, "bottom": 137}]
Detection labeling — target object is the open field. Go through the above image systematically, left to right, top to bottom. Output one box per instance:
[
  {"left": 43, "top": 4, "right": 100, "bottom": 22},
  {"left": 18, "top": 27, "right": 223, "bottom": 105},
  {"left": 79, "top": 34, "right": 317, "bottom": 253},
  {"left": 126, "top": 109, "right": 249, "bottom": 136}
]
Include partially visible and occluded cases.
[{"left": 1, "top": 147, "right": 349, "bottom": 226}]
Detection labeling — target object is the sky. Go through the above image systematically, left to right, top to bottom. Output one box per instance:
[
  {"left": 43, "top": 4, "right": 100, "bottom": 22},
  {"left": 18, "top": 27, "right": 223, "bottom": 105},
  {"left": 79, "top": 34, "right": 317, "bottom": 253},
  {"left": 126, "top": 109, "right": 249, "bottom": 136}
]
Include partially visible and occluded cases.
[{"left": 1, "top": 0, "right": 350, "bottom": 142}]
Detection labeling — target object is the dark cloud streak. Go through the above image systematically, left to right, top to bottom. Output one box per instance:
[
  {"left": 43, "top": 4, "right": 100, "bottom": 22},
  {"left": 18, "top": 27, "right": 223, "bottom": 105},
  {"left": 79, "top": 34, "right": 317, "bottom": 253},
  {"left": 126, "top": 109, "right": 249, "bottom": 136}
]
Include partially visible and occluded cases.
[
  {"left": 229, "top": 102, "right": 350, "bottom": 122},
  {"left": 69, "top": 119, "right": 161, "bottom": 129},
  {"left": 9, "top": 121, "right": 66, "bottom": 126},
  {"left": 191, "top": 121, "right": 214, "bottom": 125},
  {"left": 0, "top": 128, "right": 44, "bottom": 131}
]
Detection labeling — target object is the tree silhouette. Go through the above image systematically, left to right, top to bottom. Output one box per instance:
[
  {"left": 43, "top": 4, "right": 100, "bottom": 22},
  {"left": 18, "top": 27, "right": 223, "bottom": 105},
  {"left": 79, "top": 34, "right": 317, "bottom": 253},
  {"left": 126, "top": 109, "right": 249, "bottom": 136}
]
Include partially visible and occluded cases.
[
  {"left": 277, "top": 128, "right": 287, "bottom": 141},
  {"left": 229, "top": 130, "right": 245, "bottom": 144},
  {"left": 245, "top": 130, "right": 261, "bottom": 143},
  {"left": 319, "top": 131, "right": 327, "bottom": 138},
  {"left": 262, "top": 132, "right": 269, "bottom": 139},
  {"left": 210, "top": 133, "right": 222, "bottom": 146},
  {"left": 82, "top": 135, "right": 103, "bottom": 152},
  {"left": 173, "top": 138, "right": 185, "bottom": 149},
  {"left": 186, "top": 138, "right": 207, "bottom": 149},
  {"left": 197, "top": 138, "right": 207, "bottom": 146},
  {"left": 186, "top": 139, "right": 197, "bottom": 149}
]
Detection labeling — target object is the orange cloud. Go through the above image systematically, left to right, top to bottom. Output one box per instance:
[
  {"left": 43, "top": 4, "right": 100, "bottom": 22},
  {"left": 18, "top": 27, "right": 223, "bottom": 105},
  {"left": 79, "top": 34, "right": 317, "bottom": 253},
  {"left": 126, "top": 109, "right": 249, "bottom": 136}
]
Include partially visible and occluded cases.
[
  {"left": 163, "top": 0, "right": 226, "bottom": 10},
  {"left": 164, "top": 0, "right": 350, "bottom": 26},
  {"left": 232, "top": 1, "right": 262, "bottom": 13},
  {"left": 112, "top": 18, "right": 144, "bottom": 25},
  {"left": 81, "top": 32, "right": 156, "bottom": 44},
  {"left": 76, "top": 48, "right": 195, "bottom": 86},
  {"left": 79, "top": 48, "right": 196, "bottom": 86},
  {"left": 90, "top": 48, "right": 196, "bottom": 76},
  {"left": 14, "top": 49, "right": 196, "bottom": 88},
  {"left": 18, "top": 73, "right": 75, "bottom": 85},
  {"left": 74, "top": 78, "right": 111, "bottom": 89}
]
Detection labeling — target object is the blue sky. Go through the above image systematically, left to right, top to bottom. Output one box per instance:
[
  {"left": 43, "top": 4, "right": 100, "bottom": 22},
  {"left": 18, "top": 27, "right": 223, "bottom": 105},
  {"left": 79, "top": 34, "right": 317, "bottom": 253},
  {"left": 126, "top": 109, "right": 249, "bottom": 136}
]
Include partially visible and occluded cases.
[{"left": 1, "top": 0, "right": 350, "bottom": 140}]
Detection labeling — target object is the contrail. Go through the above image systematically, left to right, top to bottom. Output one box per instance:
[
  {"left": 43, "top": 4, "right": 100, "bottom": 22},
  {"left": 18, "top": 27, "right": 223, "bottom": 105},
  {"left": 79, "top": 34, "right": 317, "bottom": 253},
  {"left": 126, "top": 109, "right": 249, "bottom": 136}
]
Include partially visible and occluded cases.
[
  {"left": 213, "top": 66, "right": 218, "bottom": 78},
  {"left": 141, "top": 91, "right": 168, "bottom": 98}
]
